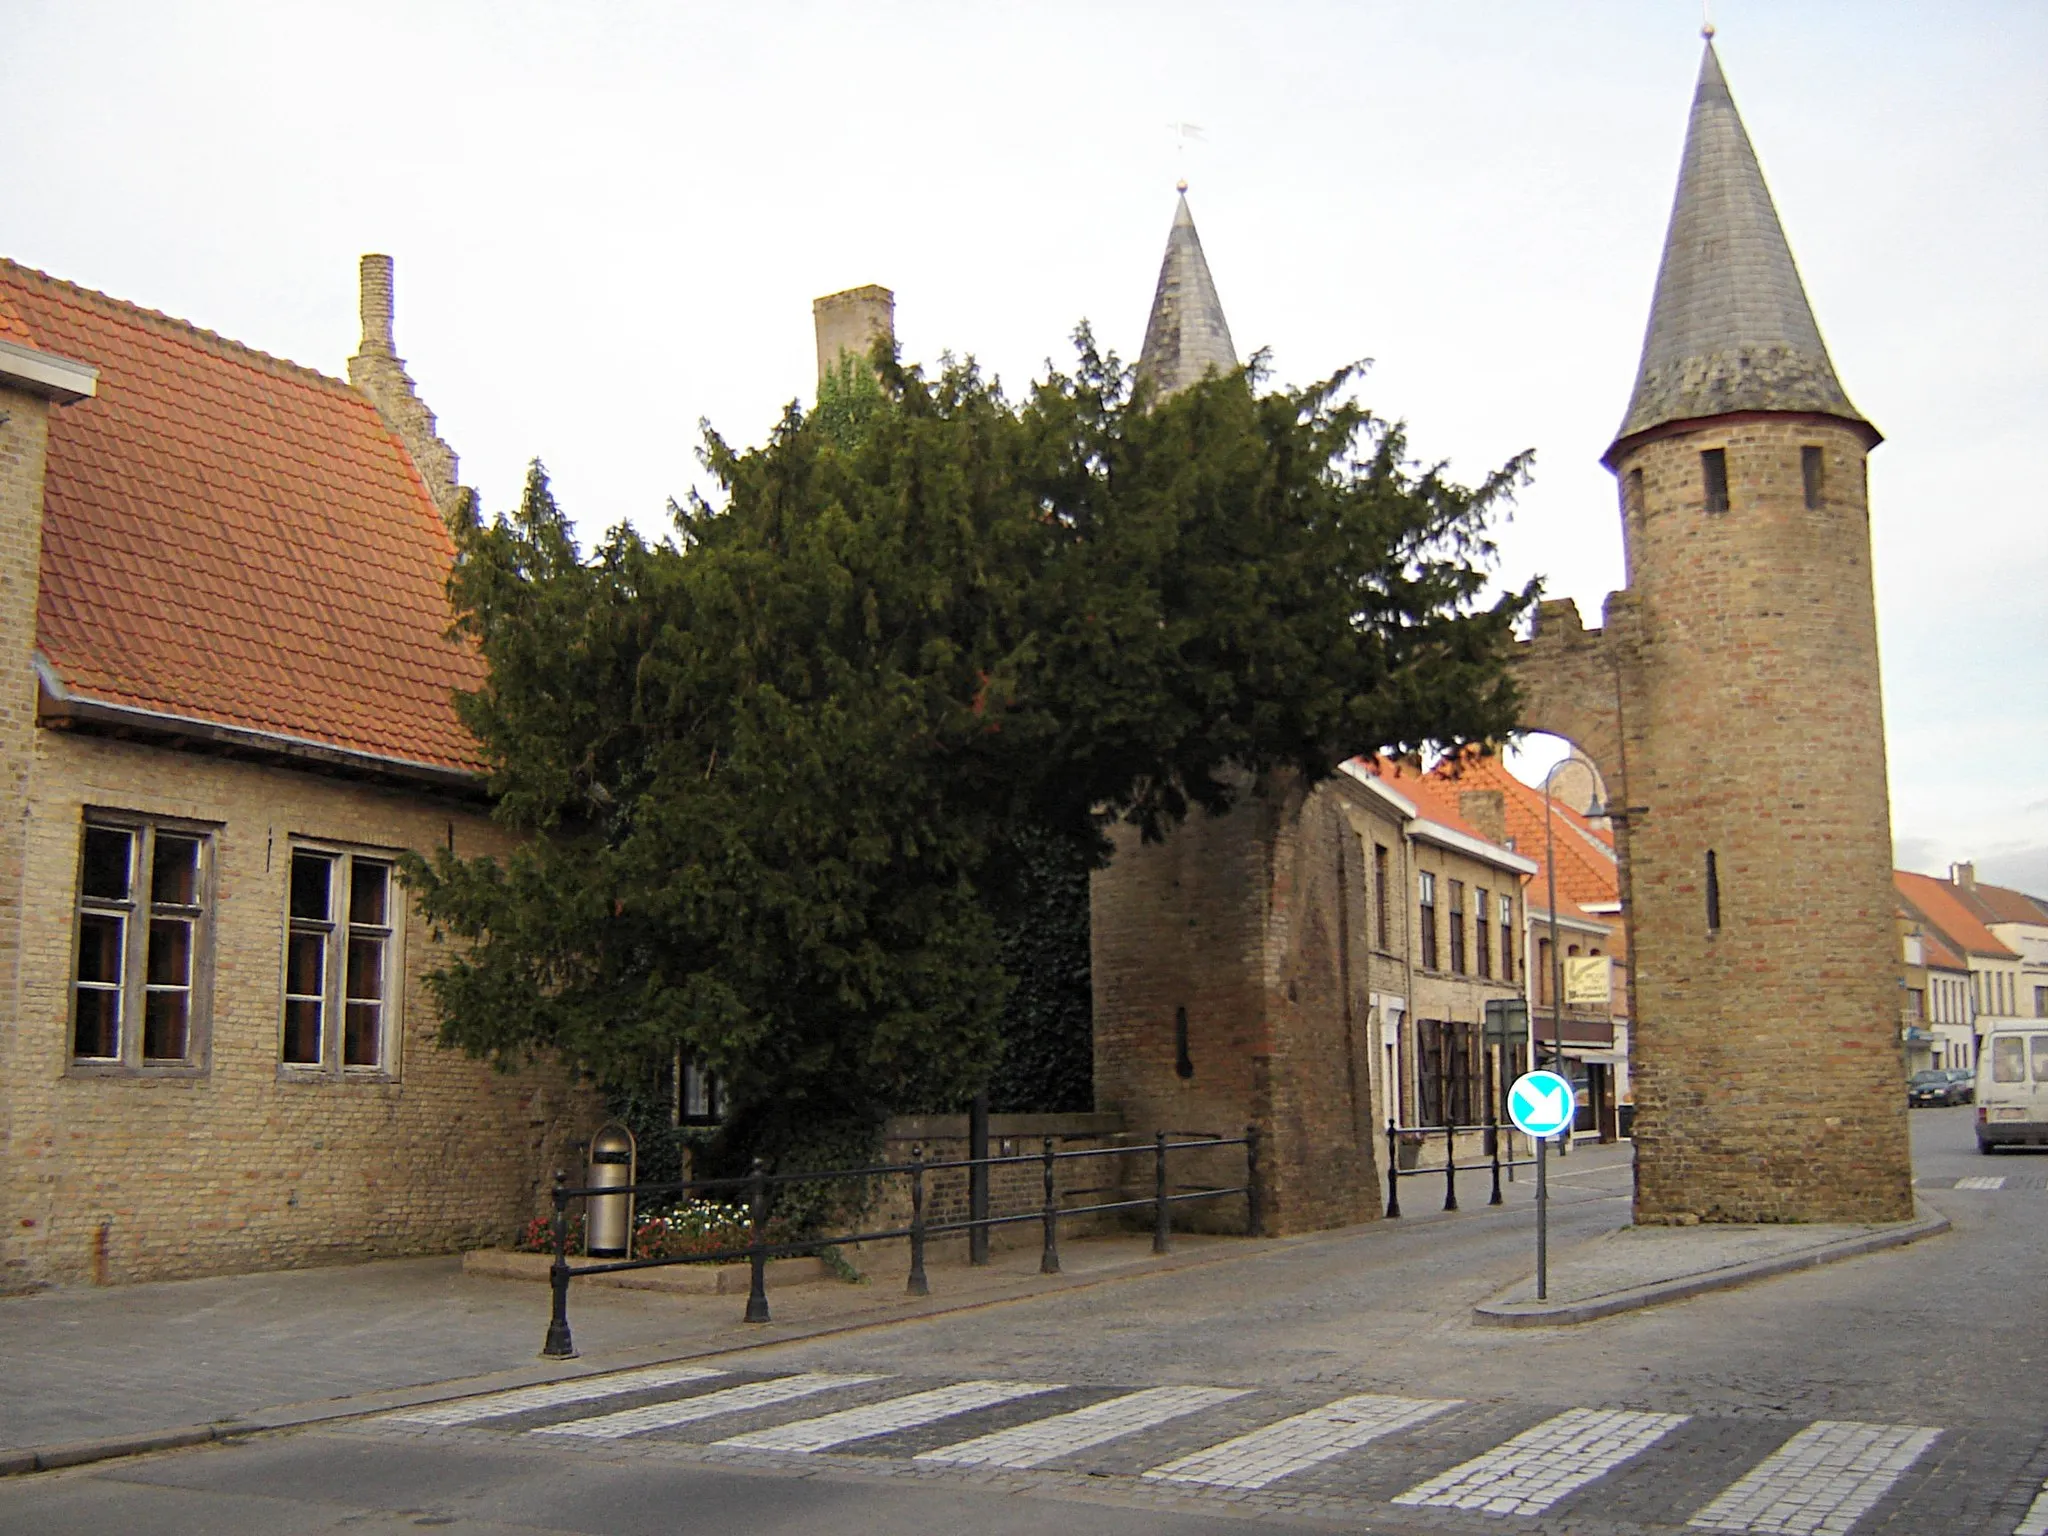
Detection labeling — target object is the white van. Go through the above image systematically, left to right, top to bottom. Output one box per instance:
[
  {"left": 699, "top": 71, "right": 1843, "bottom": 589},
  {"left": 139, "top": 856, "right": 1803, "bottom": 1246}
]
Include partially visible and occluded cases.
[{"left": 1976, "top": 1027, "right": 2048, "bottom": 1153}]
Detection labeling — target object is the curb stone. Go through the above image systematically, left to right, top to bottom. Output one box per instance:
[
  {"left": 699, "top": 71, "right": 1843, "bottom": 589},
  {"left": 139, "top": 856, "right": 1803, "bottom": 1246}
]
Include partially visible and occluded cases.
[{"left": 1472, "top": 1205, "right": 1951, "bottom": 1326}]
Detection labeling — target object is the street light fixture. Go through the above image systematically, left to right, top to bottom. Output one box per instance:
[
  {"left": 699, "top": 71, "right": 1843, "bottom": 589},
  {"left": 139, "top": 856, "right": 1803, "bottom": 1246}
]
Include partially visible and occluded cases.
[{"left": 1541, "top": 756, "right": 1607, "bottom": 1156}]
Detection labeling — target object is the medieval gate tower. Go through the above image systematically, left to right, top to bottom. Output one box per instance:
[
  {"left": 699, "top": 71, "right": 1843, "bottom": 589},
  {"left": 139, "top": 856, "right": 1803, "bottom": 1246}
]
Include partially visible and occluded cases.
[
  {"left": 1094, "top": 39, "right": 1915, "bottom": 1231},
  {"left": 1514, "top": 39, "right": 1912, "bottom": 1223}
]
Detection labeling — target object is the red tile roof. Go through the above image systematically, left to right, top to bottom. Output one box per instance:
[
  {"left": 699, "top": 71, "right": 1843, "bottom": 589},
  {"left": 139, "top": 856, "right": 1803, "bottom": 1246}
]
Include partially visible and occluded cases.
[
  {"left": 1, "top": 260, "right": 484, "bottom": 777},
  {"left": 1428, "top": 750, "right": 1620, "bottom": 913},
  {"left": 1895, "top": 871, "right": 2018, "bottom": 961},
  {"left": 1955, "top": 880, "right": 2048, "bottom": 928}
]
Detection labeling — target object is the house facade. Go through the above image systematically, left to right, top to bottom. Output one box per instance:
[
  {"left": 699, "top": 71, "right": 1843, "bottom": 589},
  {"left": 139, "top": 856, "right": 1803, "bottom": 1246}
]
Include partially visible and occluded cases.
[{"left": 0, "top": 257, "right": 589, "bottom": 1288}]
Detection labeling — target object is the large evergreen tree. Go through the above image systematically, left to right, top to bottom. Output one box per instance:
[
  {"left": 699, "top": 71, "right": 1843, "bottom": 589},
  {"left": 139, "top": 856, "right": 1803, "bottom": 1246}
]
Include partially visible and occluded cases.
[{"left": 405, "top": 339, "right": 1532, "bottom": 1165}]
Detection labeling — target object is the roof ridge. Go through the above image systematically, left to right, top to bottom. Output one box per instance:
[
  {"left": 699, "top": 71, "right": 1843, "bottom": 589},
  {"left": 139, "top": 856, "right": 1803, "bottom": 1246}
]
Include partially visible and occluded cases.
[{"left": 0, "top": 256, "right": 359, "bottom": 399}]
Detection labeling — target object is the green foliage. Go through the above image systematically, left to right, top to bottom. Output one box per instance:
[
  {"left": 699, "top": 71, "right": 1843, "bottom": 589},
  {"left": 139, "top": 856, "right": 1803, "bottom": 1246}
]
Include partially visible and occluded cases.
[
  {"left": 403, "top": 334, "right": 1533, "bottom": 1165},
  {"left": 986, "top": 823, "right": 1093, "bottom": 1114}
]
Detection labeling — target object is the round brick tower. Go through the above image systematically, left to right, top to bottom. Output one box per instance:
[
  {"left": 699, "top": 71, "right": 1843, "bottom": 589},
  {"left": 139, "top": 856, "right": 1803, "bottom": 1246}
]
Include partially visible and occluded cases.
[{"left": 1606, "top": 41, "right": 1912, "bottom": 1222}]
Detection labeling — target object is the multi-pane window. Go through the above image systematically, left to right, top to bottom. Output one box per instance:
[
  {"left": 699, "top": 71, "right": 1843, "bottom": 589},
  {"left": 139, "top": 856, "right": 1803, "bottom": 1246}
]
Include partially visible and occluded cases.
[
  {"left": 72, "top": 818, "right": 212, "bottom": 1071},
  {"left": 1373, "top": 845, "right": 1391, "bottom": 951},
  {"left": 283, "top": 848, "right": 397, "bottom": 1074},
  {"left": 1417, "top": 871, "right": 1438, "bottom": 971},
  {"left": 1448, "top": 881, "right": 1467, "bottom": 975},
  {"left": 1475, "top": 888, "right": 1491, "bottom": 979},
  {"left": 1499, "top": 894, "right": 1515, "bottom": 982},
  {"left": 1417, "top": 1019, "right": 1483, "bottom": 1128},
  {"left": 670, "top": 1050, "right": 727, "bottom": 1126}
]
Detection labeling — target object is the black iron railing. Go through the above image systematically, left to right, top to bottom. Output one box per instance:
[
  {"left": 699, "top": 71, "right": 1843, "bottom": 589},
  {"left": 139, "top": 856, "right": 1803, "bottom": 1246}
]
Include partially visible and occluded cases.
[
  {"left": 1382, "top": 1119, "right": 1535, "bottom": 1218},
  {"left": 539, "top": 1127, "right": 1260, "bottom": 1358}
]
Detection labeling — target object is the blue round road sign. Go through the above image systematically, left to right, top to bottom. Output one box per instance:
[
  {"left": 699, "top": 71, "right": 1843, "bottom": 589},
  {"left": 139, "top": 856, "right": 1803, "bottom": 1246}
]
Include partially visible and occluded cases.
[{"left": 1506, "top": 1070, "right": 1576, "bottom": 1139}]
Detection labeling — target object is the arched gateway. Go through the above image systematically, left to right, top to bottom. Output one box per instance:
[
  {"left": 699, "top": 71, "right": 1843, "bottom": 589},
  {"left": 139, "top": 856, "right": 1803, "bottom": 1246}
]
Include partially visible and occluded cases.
[{"left": 1092, "top": 42, "right": 1913, "bottom": 1229}]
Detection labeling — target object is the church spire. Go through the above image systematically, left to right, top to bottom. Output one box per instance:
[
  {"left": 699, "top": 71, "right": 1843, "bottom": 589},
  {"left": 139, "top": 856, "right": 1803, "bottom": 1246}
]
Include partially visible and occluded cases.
[
  {"left": 1610, "top": 41, "right": 1871, "bottom": 460},
  {"left": 1137, "top": 188, "right": 1237, "bottom": 398}
]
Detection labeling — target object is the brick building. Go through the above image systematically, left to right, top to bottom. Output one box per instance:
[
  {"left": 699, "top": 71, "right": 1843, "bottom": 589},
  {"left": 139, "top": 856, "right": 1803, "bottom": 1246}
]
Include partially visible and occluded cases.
[
  {"left": 0, "top": 256, "right": 589, "bottom": 1288},
  {"left": 1429, "top": 750, "right": 1631, "bottom": 1141}
]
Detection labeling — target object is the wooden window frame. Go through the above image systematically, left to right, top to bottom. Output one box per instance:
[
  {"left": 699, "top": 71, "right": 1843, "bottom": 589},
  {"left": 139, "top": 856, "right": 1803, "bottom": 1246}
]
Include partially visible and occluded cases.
[
  {"left": 67, "top": 812, "right": 218, "bottom": 1078},
  {"left": 278, "top": 843, "right": 402, "bottom": 1082},
  {"left": 1418, "top": 870, "right": 1438, "bottom": 972},
  {"left": 1448, "top": 879, "right": 1467, "bottom": 975},
  {"left": 1474, "top": 887, "right": 1491, "bottom": 980}
]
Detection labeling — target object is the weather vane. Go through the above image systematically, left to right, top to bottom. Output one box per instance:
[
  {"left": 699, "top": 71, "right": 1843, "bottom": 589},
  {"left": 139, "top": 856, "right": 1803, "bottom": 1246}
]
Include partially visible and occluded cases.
[
  {"left": 1702, "top": 0, "right": 1715, "bottom": 39},
  {"left": 1166, "top": 121, "right": 1206, "bottom": 193}
]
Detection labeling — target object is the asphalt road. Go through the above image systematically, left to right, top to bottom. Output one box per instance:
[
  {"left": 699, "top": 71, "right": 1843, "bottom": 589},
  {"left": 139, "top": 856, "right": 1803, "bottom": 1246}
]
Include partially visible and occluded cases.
[{"left": 2, "top": 1108, "right": 2040, "bottom": 1535}]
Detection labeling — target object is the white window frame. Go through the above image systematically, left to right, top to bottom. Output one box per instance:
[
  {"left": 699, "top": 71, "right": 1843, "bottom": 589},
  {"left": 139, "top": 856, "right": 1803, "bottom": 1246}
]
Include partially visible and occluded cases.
[
  {"left": 68, "top": 812, "right": 216, "bottom": 1077},
  {"left": 279, "top": 843, "right": 402, "bottom": 1081}
]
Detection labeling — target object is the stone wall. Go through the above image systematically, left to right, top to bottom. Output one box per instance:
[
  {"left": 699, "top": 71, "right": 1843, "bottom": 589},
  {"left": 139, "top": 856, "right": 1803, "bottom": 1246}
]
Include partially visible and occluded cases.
[
  {"left": 1, "top": 728, "right": 597, "bottom": 1288},
  {"left": 1091, "top": 770, "right": 1381, "bottom": 1237}
]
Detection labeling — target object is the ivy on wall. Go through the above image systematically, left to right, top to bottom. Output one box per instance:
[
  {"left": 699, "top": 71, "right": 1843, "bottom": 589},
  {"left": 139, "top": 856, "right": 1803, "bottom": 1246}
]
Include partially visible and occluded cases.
[{"left": 986, "top": 824, "right": 1093, "bottom": 1114}]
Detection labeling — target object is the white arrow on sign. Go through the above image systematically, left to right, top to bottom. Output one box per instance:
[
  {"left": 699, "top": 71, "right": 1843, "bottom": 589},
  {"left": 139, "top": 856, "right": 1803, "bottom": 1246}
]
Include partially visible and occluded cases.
[{"left": 1507, "top": 1071, "right": 1576, "bottom": 1138}]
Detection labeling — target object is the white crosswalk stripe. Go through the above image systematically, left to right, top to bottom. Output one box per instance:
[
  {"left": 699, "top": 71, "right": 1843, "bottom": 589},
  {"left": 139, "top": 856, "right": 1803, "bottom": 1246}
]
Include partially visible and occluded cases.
[
  {"left": 1956, "top": 1175, "right": 2007, "bottom": 1190},
  {"left": 381, "top": 1364, "right": 728, "bottom": 1427},
  {"left": 531, "top": 1372, "right": 884, "bottom": 1440},
  {"left": 715, "top": 1379, "right": 1063, "bottom": 1453},
  {"left": 916, "top": 1385, "right": 1252, "bottom": 1470},
  {"left": 1142, "top": 1394, "right": 1457, "bottom": 1491},
  {"left": 1392, "top": 1406, "right": 1689, "bottom": 1516},
  {"left": 1687, "top": 1420, "right": 1940, "bottom": 1534},
  {"left": 2015, "top": 1480, "right": 2048, "bottom": 1536}
]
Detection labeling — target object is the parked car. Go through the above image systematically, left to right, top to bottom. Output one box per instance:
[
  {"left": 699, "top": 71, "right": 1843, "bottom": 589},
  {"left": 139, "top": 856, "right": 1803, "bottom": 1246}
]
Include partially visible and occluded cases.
[
  {"left": 1943, "top": 1067, "right": 1975, "bottom": 1106},
  {"left": 1909, "top": 1069, "right": 1969, "bottom": 1108}
]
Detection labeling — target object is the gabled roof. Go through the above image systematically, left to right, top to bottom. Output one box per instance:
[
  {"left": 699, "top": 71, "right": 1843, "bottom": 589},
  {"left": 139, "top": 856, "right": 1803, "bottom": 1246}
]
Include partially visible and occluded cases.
[
  {"left": 1612, "top": 41, "right": 1870, "bottom": 458},
  {"left": 1137, "top": 192, "right": 1237, "bottom": 399},
  {"left": 1, "top": 259, "right": 485, "bottom": 780},
  {"left": 1428, "top": 749, "right": 1620, "bottom": 914},
  {"left": 1347, "top": 756, "right": 1537, "bottom": 879},
  {"left": 1895, "top": 870, "right": 2019, "bottom": 962},
  {"left": 1953, "top": 879, "right": 2048, "bottom": 929}
]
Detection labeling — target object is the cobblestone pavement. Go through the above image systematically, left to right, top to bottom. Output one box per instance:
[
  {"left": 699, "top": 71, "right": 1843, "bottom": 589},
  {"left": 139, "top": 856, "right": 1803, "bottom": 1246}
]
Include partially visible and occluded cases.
[
  {"left": 1, "top": 1110, "right": 2039, "bottom": 1534},
  {"left": 3, "top": 1355, "right": 2039, "bottom": 1535}
]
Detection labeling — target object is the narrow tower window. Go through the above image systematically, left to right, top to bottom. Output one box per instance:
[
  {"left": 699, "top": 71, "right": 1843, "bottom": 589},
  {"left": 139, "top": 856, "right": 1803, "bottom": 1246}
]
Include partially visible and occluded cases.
[
  {"left": 1801, "top": 446, "right": 1824, "bottom": 509},
  {"left": 1701, "top": 449, "right": 1729, "bottom": 513},
  {"left": 1626, "top": 468, "right": 1645, "bottom": 521},
  {"left": 1705, "top": 850, "right": 1722, "bottom": 933},
  {"left": 1174, "top": 1006, "right": 1193, "bottom": 1079}
]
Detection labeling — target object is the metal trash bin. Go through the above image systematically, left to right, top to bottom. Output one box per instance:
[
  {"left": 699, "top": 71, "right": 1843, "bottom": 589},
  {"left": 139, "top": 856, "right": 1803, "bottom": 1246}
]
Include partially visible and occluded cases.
[{"left": 585, "top": 1122, "right": 637, "bottom": 1259}]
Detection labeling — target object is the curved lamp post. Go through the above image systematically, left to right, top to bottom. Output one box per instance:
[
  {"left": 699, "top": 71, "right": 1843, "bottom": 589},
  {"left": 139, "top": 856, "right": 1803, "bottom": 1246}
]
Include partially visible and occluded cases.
[{"left": 1541, "top": 756, "right": 1607, "bottom": 1154}]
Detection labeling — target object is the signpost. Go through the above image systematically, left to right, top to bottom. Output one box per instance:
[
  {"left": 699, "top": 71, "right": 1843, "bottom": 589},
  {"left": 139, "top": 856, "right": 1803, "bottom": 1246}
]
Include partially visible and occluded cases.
[{"left": 1506, "top": 1069, "right": 1576, "bottom": 1300}]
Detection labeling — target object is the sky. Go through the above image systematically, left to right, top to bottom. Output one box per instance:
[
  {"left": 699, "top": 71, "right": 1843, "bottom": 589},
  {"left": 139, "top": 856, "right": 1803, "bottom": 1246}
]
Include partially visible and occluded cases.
[{"left": 5, "top": 1, "right": 2043, "bottom": 890}]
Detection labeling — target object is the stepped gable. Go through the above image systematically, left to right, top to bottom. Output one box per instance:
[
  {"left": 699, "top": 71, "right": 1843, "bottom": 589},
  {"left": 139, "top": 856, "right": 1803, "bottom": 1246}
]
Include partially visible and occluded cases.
[
  {"left": 1611, "top": 41, "right": 1870, "bottom": 458},
  {"left": 1137, "top": 192, "right": 1237, "bottom": 399},
  {"left": 1, "top": 259, "right": 485, "bottom": 777}
]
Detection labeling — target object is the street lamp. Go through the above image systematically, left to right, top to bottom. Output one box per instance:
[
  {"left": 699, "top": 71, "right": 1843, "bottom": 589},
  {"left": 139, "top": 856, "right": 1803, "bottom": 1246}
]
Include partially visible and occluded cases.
[{"left": 1541, "top": 757, "right": 1607, "bottom": 1155}]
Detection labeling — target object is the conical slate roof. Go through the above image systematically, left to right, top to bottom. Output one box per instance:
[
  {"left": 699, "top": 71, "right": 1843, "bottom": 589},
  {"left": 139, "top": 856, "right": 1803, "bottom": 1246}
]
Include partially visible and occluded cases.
[
  {"left": 1611, "top": 42, "right": 1869, "bottom": 456},
  {"left": 1138, "top": 193, "right": 1237, "bottom": 397}
]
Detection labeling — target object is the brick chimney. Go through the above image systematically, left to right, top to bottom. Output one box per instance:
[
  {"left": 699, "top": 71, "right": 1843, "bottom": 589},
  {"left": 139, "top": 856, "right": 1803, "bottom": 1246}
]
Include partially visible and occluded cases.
[
  {"left": 347, "top": 254, "right": 462, "bottom": 518},
  {"left": 813, "top": 285, "right": 894, "bottom": 383},
  {"left": 1459, "top": 790, "right": 1508, "bottom": 848},
  {"left": 1951, "top": 861, "right": 1976, "bottom": 890}
]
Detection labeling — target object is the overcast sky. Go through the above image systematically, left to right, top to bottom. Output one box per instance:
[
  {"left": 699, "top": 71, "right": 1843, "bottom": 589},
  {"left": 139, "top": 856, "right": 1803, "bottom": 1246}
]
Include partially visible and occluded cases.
[{"left": 6, "top": 1, "right": 2043, "bottom": 890}]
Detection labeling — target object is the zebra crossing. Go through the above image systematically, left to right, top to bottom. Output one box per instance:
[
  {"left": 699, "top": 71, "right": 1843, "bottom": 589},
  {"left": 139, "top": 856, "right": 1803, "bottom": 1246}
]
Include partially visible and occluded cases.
[{"left": 368, "top": 1363, "right": 2043, "bottom": 1533}]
